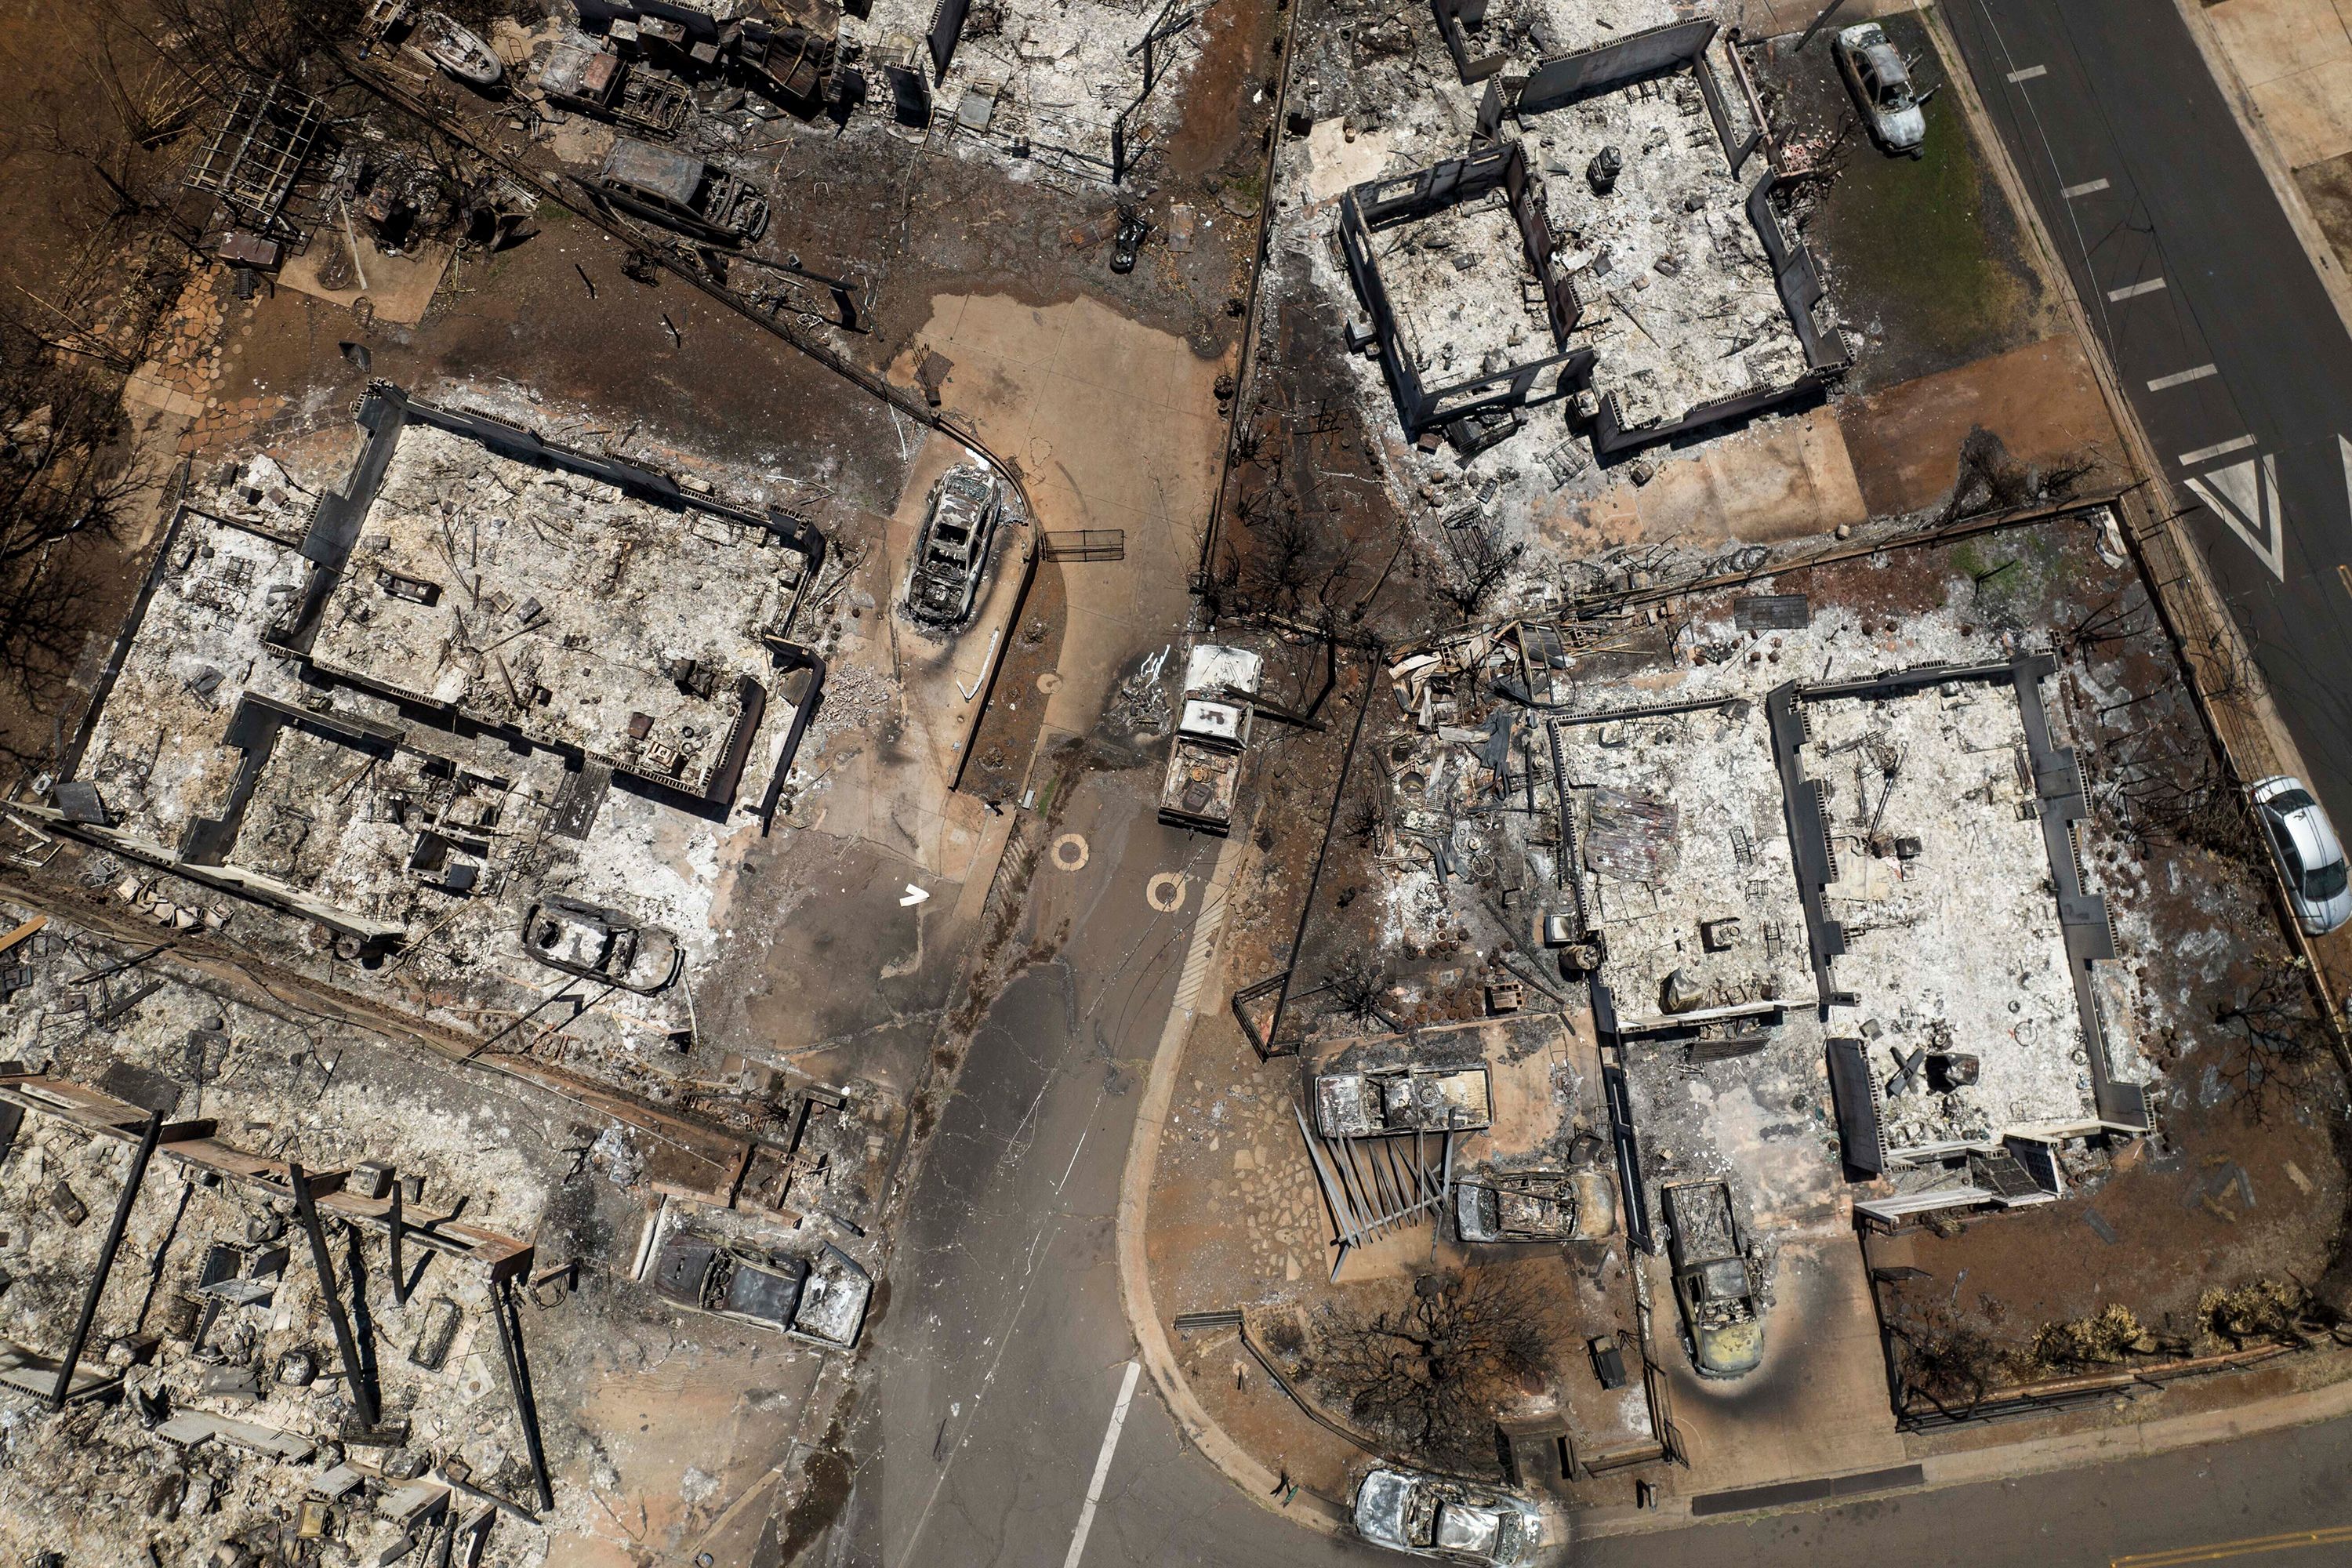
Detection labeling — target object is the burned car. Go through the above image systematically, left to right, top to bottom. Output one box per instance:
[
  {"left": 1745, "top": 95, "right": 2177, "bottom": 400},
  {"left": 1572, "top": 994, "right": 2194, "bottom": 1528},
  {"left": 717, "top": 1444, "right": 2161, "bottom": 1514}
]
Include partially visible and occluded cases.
[
  {"left": 1834, "top": 22, "right": 1926, "bottom": 155},
  {"left": 593, "top": 137, "right": 769, "bottom": 246},
  {"left": 904, "top": 464, "right": 1003, "bottom": 627},
  {"left": 522, "top": 895, "right": 683, "bottom": 993},
  {"left": 1314, "top": 1064, "right": 1492, "bottom": 1138},
  {"left": 1454, "top": 1167, "right": 1617, "bottom": 1243},
  {"left": 1663, "top": 1179, "right": 1764, "bottom": 1377},
  {"left": 650, "top": 1234, "right": 873, "bottom": 1350},
  {"left": 1352, "top": 1466, "right": 1541, "bottom": 1565}
]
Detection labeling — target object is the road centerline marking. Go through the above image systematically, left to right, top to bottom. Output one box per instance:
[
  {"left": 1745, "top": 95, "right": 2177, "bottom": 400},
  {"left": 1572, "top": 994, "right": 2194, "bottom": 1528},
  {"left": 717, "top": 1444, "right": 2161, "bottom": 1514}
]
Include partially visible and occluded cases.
[
  {"left": 2006, "top": 64, "right": 2048, "bottom": 82},
  {"left": 2061, "top": 177, "right": 2110, "bottom": 198},
  {"left": 2108, "top": 277, "right": 2168, "bottom": 301},
  {"left": 2147, "top": 364, "right": 2217, "bottom": 391},
  {"left": 2179, "top": 434, "right": 2256, "bottom": 466},
  {"left": 1063, "top": 1359, "right": 1145, "bottom": 1568},
  {"left": 2111, "top": 1522, "right": 2352, "bottom": 1566}
]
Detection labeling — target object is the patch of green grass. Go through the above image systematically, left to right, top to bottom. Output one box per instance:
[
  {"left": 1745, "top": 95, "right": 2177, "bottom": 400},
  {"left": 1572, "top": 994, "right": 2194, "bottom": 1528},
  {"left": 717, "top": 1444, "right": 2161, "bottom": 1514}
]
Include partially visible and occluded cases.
[{"left": 1816, "top": 75, "right": 2026, "bottom": 356}]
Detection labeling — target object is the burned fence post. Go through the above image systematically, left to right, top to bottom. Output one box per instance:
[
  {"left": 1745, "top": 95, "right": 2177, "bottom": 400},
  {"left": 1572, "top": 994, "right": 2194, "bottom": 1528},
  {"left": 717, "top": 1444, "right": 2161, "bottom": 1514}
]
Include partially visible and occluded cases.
[
  {"left": 50, "top": 1108, "right": 163, "bottom": 1407},
  {"left": 289, "top": 1160, "right": 379, "bottom": 1431},
  {"left": 490, "top": 1275, "right": 557, "bottom": 1513}
]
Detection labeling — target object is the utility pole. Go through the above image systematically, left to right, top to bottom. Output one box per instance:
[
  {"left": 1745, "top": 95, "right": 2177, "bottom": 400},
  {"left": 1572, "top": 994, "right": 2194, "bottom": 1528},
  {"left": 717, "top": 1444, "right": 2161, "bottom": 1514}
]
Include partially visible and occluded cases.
[{"left": 1797, "top": 0, "right": 1851, "bottom": 51}]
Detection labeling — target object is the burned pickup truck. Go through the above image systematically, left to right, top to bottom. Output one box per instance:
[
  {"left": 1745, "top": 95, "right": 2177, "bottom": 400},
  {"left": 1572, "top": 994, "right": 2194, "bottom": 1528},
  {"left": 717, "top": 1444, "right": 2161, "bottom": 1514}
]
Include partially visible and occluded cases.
[
  {"left": 538, "top": 38, "right": 690, "bottom": 135},
  {"left": 593, "top": 137, "right": 768, "bottom": 245},
  {"left": 1157, "top": 644, "right": 1262, "bottom": 837},
  {"left": 1315, "top": 1063, "right": 1493, "bottom": 1139},
  {"left": 1454, "top": 1166, "right": 1617, "bottom": 1243},
  {"left": 1663, "top": 1179, "right": 1764, "bottom": 1377},
  {"left": 651, "top": 1233, "right": 873, "bottom": 1350}
]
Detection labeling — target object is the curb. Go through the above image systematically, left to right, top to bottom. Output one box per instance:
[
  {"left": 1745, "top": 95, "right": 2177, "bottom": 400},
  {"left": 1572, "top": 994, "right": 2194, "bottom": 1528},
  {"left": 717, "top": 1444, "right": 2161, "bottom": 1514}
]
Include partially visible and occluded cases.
[
  {"left": 1922, "top": 2, "right": 2352, "bottom": 1023},
  {"left": 1112, "top": 831, "right": 1355, "bottom": 1541},
  {"left": 1572, "top": 1362, "right": 2352, "bottom": 1538}
]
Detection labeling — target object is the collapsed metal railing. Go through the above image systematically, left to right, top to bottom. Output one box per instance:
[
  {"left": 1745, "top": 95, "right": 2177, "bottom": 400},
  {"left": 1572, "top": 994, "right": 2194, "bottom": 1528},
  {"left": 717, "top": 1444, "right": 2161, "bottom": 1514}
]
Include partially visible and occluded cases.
[{"left": 1293, "top": 1103, "right": 1451, "bottom": 1282}]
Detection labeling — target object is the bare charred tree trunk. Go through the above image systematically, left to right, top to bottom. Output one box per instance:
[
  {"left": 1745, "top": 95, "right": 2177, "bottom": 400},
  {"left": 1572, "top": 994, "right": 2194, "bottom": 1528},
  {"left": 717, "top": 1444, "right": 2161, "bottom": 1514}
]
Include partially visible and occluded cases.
[
  {"left": 1436, "top": 519, "right": 1521, "bottom": 621},
  {"left": 2212, "top": 960, "right": 2328, "bottom": 1121},
  {"left": 1308, "top": 1269, "right": 1552, "bottom": 1473},
  {"left": 1890, "top": 1303, "right": 2009, "bottom": 1417}
]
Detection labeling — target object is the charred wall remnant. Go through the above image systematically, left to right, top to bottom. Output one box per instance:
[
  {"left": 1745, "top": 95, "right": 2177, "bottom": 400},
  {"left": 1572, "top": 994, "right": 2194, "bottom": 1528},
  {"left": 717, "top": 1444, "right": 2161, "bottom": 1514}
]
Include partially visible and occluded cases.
[
  {"left": 1430, "top": 0, "right": 1508, "bottom": 82},
  {"left": 1500, "top": 20, "right": 1845, "bottom": 453},
  {"left": 1339, "top": 141, "right": 1592, "bottom": 438}
]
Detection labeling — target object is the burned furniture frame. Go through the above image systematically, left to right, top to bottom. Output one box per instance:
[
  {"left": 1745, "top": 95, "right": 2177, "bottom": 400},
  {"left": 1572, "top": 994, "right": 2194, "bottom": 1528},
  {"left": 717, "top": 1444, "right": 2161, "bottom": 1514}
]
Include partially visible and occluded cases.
[
  {"left": 183, "top": 75, "right": 326, "bottom": 241},
  {"left": 1339, "top": 141, "right": 1592, "bottom": 440},
  {"left": 0, "top": 1070, "right": 554, "bottom": 1508},
  {"left": 1294, "top": 1102, "right": 1452, "bottom": 1282}
]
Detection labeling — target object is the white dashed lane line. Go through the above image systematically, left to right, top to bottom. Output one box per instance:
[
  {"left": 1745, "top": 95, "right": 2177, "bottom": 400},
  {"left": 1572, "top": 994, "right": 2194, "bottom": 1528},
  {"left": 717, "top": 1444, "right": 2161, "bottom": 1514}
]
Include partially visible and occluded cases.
[
  {"left": 2147, "top": 364, "right": 2218, "bottom": 392},
  {"left": 2179, "top": 434, "right": 2257, "bottom": 466}
]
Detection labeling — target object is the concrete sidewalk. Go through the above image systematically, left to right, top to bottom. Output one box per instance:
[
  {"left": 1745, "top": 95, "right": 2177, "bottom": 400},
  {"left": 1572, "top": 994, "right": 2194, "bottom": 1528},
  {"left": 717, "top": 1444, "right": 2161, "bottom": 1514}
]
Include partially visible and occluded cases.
[{"left": 2175, "top": 0, "right": 2352, "bottom": 334}]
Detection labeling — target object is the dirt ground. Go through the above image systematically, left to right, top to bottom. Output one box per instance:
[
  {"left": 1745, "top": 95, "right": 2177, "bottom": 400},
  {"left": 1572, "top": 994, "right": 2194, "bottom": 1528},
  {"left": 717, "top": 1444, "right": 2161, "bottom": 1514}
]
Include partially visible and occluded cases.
[
  {"left": 2296, "top": 148, "right": 2352, "bottom": 274},
  {"left": 1836, "top": 335, "right": 2122, "bottom": 518}
]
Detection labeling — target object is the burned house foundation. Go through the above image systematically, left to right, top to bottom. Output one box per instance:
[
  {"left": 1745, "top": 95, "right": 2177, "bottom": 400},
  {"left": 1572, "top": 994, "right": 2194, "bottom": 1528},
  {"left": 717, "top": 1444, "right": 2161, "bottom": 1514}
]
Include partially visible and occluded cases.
[{"left": 1338, "top": 19, "right": 1843, "bottom": 454}]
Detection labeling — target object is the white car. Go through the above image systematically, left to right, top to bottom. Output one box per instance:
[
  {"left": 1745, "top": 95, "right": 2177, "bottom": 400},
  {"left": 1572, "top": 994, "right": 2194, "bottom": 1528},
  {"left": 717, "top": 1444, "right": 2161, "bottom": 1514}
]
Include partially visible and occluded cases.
[
  {"left": 1834, "top": 23, "right": 1926, "bottom": 155},
  {"left": 2252, "top": 775, "right": 2352, "bottom": 935},
  {"left": 1352, "top": 1467, "right": 1541, "bottom": 1565}
]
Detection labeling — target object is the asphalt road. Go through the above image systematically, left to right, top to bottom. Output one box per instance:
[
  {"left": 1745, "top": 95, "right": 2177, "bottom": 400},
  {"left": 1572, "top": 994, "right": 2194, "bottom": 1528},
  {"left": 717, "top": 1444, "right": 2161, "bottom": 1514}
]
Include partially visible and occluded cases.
[
  {"left": 1937, "top": 0, "right": 2352, "bottom": 829},
  {"left": 808, "top": 757, "right": 2352, "bottom": 1568},
  {"left": 822, "top": 761, "right": 1398, "bottom": 1567},
  {"left": 1578, "top": 1414, "right": 2352, "bottom": 1568}
]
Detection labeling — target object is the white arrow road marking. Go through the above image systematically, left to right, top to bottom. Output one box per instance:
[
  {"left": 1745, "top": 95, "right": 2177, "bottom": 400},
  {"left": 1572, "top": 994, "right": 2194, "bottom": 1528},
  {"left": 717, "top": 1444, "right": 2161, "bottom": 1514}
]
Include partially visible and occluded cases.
[
  {"left": 2342, "top": 434, "right": 2352, "bottom": 528},
  {"left": 2184, "top": 454, "right": 2285, "bottom": 580},
  {"left": 900, "top": 884, "right": 930, "bottom": 906}
]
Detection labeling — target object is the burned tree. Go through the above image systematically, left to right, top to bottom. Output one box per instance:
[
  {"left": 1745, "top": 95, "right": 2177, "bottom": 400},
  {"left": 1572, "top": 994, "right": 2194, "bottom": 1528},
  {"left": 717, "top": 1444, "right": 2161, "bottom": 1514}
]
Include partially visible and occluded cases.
[
  {"left": 126, "top": 0, "right": 368, "bottom": 81},
  {"left": 0, "top": 326, "right": 160, "bottom": 754},
  {"left": 1940, "top": 426, "right": 2094, "bottom": 525},
  {"left": 1434, "top": 517, "right": 1522, "bottom": 621},
  {"left": 1321, "top": 953, "right": 1401, "bottom": 1034},
  {"left": 2212, "top": 960, "right": 2331, "bottom": 1122},
  {"left": 1308, "top": 1268, "right": 1551, "bottom": 1473},
  {"left": 1891, "top": 1302, "right": 2011, "bottom": 1415}
]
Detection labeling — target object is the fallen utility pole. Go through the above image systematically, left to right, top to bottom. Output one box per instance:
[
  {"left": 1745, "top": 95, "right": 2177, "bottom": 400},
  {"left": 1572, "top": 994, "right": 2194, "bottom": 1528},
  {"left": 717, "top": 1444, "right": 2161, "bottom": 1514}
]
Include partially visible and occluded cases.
[
  {"left": 50, "top": 1109, "right": 162, "bottom": 1406},
  {"left": 289, "top": 1160, "right": 379, "bottom": 1429},
  {"left": 489, "top": 1275, "right": 556, "bottom": 1512}
]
